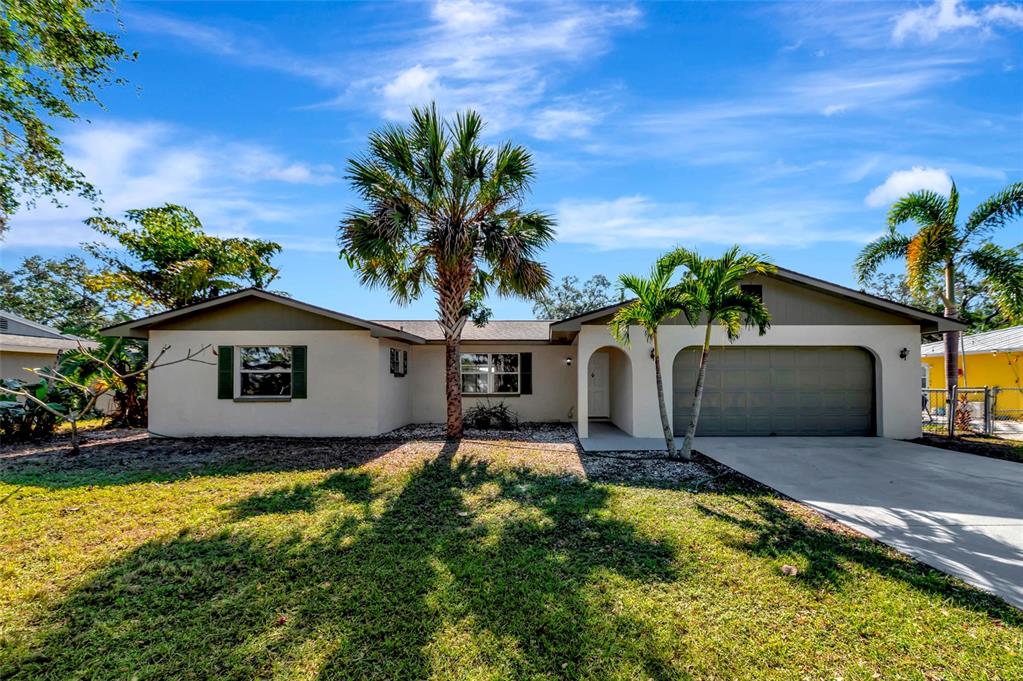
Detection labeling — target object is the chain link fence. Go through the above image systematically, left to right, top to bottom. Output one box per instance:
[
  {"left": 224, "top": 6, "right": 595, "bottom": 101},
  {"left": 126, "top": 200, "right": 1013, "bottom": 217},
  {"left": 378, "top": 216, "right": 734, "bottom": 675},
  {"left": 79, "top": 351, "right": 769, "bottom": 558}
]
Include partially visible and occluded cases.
[{"left": 922, "top": 386, "right": 1023, "bottom": 437}]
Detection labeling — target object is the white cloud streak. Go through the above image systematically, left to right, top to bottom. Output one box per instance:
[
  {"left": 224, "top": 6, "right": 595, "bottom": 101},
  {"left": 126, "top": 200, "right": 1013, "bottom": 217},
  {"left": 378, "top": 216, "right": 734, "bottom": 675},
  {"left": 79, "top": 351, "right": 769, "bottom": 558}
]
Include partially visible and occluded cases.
[
  {"left": 5, "top": 121, "right": 336, "bottom": 249},
  {"left": 555, "top": 196, "right": 875, "bottom": 250}
]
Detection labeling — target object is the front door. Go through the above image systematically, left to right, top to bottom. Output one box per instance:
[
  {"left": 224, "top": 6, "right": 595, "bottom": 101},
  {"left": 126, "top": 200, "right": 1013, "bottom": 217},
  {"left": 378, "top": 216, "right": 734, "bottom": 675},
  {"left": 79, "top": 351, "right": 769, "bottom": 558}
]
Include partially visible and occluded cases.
[{"left": 588, "top": 351, "right": 610, "bottom": 418}]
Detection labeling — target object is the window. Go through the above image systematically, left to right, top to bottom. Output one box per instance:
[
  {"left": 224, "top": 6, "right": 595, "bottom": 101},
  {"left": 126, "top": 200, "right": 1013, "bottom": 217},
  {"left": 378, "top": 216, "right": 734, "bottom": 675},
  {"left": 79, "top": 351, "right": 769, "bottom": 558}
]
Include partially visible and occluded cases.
[
  {"left": 740, "top": 284, "right": 763, "bottom": 301},
  {"left": 239, "top": 346, "right": 292, "bottom": 397},
  {"left": 390, "top": 348, "right": 408, "bottom": 377},
  {"left": 461, "top": 353, "right": 519, "bottom": 394},
  {"left": 921, "top": 364, "right": 929, "bottom": 389}
]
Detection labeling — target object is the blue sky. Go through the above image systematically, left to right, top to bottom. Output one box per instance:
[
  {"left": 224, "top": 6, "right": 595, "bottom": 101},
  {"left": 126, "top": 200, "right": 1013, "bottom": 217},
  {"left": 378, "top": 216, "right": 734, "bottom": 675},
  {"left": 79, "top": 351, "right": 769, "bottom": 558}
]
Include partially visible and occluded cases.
[{"left": 4, "top": 0, "right": 1022, "bottom": 319}]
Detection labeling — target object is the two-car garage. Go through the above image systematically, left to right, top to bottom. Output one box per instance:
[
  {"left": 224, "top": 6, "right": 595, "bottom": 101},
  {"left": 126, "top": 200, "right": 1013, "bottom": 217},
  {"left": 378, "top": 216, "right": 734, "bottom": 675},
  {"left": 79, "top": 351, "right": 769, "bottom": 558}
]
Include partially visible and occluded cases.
[{"left": 672, "top": 346, "right": 875, "bottom": 436}]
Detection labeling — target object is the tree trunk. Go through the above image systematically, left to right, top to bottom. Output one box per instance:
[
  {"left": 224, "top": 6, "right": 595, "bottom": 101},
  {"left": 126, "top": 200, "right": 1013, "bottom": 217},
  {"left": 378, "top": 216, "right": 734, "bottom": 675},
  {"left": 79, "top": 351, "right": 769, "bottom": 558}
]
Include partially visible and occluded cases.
[
  {"left": 943, "top": 262, "right": 960, "bottom": 422},
  {"left": 681, "top": 323, "right": 713, "bottom": 461},
  {"left": 651, "top": 332, "right": 677, "bottom": 459},
  {"left": 445, "top": 336, "right": 463, "bottom": 438},
  {"left": 69, "top": 419, "right": 80, "bottom": 456}
]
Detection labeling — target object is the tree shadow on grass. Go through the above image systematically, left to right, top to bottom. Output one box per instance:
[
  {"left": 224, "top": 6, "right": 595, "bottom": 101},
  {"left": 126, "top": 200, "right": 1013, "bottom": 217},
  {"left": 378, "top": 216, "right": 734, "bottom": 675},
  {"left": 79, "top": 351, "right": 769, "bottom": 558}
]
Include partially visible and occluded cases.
[
  {"left": 5, "top": 442, "right": 681, "bottom": 680},
  {"left": 694, "top": 485, "right": 1023, "bottom": 624}
]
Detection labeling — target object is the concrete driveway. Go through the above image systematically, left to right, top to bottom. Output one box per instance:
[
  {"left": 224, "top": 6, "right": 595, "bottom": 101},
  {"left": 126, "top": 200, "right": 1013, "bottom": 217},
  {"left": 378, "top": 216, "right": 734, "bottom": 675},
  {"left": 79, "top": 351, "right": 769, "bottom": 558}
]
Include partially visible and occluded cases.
[{"left": 696, "top": 437, "right": 1023, "bottom": 609}]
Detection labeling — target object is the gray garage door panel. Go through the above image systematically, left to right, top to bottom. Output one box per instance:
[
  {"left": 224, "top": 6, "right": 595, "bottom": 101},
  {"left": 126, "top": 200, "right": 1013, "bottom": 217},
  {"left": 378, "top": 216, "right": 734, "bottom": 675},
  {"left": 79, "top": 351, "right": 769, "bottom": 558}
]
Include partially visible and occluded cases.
[{"left": 672, "top": 346, "right": 874, "bottom": 436}]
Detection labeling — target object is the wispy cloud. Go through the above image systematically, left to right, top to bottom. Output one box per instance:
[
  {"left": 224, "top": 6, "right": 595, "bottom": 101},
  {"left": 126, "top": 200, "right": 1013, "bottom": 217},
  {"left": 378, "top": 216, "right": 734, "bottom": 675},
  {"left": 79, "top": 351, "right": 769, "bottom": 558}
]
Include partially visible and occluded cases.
[
  {"left": 893, "top": 0, "right": 1023, "bottom": 44},
  {"left": 132, "top": 1, "right": 640, "bottom": 140},
  {"left": 6, "top": 121, "right": 336, "bottom": 248},
  {"left": 864, "top": 166, "right": 953, "bottom": 208},
  {"left": 554, "top": 196, "right": 875, "bottom": 250}
]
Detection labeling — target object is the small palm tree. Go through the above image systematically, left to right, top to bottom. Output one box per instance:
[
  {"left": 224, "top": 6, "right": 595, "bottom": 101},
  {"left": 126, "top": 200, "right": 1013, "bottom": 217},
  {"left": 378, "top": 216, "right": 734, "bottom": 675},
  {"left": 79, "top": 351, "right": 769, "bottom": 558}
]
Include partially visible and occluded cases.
[
  {"left": 339, "top": 104, "right": 555, "bottom": 437},
  {"left": 855, "top": 181, "right": 1023, "bottom": 392},
  {"left": 670, "top": 246, "right": 774, "bottom": 460},
  {"left": 608, "top": 253, "right": 689, "bottom": 458}
]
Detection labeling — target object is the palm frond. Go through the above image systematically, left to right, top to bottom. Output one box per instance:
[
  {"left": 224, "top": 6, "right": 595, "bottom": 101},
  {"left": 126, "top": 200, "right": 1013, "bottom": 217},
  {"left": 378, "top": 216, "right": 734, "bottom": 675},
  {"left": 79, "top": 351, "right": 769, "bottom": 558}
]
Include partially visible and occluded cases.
[
  {"left": 964, "top": 181, "right": 1023, "bottom": 242},
  {"left": 888, "top": 190, "right": 948, "bottom": 230},
  {"left": 854, "top": 229, "right": 911, "bottom": 282},
  {"left": 965, "top": 244, "right": 1023, "bottom": 323}
]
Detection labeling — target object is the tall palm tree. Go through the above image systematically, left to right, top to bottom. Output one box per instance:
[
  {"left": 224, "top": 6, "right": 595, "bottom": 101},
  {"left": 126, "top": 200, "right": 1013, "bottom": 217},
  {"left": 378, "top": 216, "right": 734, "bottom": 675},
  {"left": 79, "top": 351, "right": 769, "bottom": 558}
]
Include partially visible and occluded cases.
[
  {"left": 339, "top": 104, "right": 555, "bottom": 437},
  {"left": 855, "top": 181, "right": 1023, "bottom": 392},
  {"left": 671, "top": 246, "right": 774, "bottom": 461},
  {"left": 608, "top": 253, "right": 690, "bottom": 459}
]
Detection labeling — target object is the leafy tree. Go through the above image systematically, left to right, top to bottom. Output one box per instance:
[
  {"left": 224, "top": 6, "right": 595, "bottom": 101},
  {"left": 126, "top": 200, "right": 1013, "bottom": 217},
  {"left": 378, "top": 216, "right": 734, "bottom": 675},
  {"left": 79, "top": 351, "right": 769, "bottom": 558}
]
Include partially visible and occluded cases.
[
  {"left": 0, "top": 0, "right": 133, "bottom": 233},
  {"left": 339, "top": 104, "right": 555, "bottom": 437},
  {"left": 855, "top": 181, "right": 1023, "bottom": 391},
  {"left": 85, "top": 204, "right": 282, "bottom": 310},
  {"left": 670, "top": 246, "right": 774, "bottom": 461},
  {"left": 0, "top": 254, "right": 122, "bottom": 335},
  {"left": 608, "top": 255, "right": 689, "bottom": 458},
  {"left": 860, "top": 270, "right": 1014, "bottom": 338},
  {"left": 533, "top": 274, "right": 619, "bottom": 319},
  {"left": 60, "top": 336, "right": 148, "bottom": 426},
  {"left": 0, "top": 339, "right": 211, "bottom": 454}
]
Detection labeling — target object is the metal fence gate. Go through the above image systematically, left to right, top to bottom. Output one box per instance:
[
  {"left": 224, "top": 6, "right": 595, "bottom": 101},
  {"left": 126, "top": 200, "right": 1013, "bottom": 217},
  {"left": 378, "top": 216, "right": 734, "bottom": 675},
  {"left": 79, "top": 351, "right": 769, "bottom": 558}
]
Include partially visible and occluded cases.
[{"left": 922, "top": 386, "right": 1023, "bottom": 437}]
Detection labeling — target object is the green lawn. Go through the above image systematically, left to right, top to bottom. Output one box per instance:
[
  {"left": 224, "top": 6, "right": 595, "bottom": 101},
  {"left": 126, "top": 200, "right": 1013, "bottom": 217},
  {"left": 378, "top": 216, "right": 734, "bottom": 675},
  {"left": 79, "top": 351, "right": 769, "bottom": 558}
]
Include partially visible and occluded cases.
[{"left": 0, "top": 432, "right": 1020, "bottom": 680}]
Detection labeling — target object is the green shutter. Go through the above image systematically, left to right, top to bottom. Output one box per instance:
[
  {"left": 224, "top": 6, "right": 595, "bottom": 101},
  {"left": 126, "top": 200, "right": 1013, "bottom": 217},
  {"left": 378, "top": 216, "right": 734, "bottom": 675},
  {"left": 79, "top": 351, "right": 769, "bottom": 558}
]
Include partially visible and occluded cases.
[
  {"left": 217, "top": 346, "right": 233, "bottom": 399},
  {"left": 292, "top": 346, "right": 307, "bottom": 398},
  {"left": 520, "top": 352, "right": 532, "bottom": 395}
]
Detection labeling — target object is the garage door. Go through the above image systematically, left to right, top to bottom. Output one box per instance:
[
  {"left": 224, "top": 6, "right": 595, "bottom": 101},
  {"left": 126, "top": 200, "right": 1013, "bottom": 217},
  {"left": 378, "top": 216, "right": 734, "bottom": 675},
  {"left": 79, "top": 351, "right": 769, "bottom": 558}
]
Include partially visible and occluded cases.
[{"left": 672, "top": 347, "right": 874, "bottom": 436}]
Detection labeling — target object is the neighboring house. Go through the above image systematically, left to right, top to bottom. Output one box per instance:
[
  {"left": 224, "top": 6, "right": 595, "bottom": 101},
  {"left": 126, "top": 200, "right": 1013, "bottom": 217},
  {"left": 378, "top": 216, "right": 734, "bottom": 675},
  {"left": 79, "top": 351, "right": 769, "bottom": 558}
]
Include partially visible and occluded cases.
[
  {"left": 102, "top": 267, "right": 962, "bottom": 441},
  {"left": 0, "top": 310, "right": 97, "bottom": 382},
  {"left": 921, "top": 325, "right": 1023, "bottom": 414}
]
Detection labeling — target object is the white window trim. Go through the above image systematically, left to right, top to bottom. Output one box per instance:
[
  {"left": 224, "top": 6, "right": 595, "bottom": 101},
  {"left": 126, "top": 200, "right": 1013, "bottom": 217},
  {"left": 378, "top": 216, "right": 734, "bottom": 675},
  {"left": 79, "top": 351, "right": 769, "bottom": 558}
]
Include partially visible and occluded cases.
[
  {"left": 237, "top": 345, "right": 293, "bottom": 400},
  {"left": 389, "top": 347, "right": 408, "bottom": 377},
  {"left": 461, "top": 352, "right": 520, "bottom": 396},
  {"left": 921, "top": 363, "right": 929, "bottom": 390}
]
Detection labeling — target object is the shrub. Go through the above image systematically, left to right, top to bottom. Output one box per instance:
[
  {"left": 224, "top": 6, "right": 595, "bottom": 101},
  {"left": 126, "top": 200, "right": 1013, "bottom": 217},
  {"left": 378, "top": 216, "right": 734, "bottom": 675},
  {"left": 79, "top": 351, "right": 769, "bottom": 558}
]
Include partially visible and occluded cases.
[
  {"left": 0, "top": 379, "right": 66, "bottom": 443},
  {"left": 464, "top": 400, "right": 519, "bottom": 430}
]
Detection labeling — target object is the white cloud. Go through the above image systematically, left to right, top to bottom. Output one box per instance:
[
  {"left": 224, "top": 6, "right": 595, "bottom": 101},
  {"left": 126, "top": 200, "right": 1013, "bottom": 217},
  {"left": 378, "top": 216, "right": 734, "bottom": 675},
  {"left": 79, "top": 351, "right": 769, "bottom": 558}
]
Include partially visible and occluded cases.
[
  {"left": 893, "top": 0, "right": 1023, "bottom": 43},
  {"left": 822, "top": 104, "right": 848, "bottom": 116},
  {"left": 531, "top": 108, "right": 599, "bottom": 140},
  {"left": 5, "top": 121, "right": 335, "bottom": 248},
  {"left": 864, "top": 166, "right": 952, "bottom": 207},
  {"left": 554, "top": 196, "right": 874, "bottom": 250}
]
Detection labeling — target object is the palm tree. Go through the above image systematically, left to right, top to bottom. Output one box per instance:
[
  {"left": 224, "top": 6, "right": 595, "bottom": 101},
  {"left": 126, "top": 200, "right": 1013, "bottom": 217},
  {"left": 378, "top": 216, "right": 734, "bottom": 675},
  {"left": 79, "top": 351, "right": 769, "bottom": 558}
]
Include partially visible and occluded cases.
[
  {"left": 339, "top": 104, "right": 555, "bottom": 437},
  {"left": 855, "top": 181, "right": 1023, "bottom": 393},
  {"left": 671, "top": 246, "right": 774, "bottom": 461},
  {"left": 608, "top": 253, "right": 690, "bottom": 458}
]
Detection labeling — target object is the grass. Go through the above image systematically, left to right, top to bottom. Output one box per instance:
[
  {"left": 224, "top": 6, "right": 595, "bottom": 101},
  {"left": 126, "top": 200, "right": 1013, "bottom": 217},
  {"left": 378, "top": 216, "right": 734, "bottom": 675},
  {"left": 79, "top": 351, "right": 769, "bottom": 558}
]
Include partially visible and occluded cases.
[{"left": 1, "top": 433, "right": 1020, "bottom": 680}]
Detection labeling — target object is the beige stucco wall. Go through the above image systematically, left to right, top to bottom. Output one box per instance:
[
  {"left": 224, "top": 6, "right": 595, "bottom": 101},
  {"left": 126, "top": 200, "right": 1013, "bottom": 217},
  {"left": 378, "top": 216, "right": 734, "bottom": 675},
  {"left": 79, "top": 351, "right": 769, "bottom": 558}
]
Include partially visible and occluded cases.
[
  {"left": 575, "top": 324, "right": 923, "bottom": 440},
  {"left": 147, "top": 329, "right": 385, "bottom": 437},
  {"left": 378, "top": 341, "right": 413, "bottom": 434},
  {"left": 410, "top": 343, "right": 577, "bottom": 424},
  {"left": 608, "top": 347, "right": 633, "bottom": 434},
  {"left": 1, "top": 350, "right": 55, "bottom": 381}
]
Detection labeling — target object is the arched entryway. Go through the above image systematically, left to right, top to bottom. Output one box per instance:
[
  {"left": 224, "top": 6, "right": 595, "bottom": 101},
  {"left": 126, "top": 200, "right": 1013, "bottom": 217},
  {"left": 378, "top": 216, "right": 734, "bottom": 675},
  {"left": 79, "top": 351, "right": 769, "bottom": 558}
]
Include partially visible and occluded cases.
[
  {"left": 671, "top": 345, "right": 876, "bottom": 436},
  {"left": 587, "top": 346, "right": 633, "bottom": 435}
]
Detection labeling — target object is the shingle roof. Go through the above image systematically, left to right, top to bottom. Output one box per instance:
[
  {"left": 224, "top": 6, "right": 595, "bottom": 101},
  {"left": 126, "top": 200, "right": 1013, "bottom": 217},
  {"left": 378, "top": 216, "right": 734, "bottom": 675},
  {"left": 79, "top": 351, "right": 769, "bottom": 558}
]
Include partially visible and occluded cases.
[
  {"left": 373, "top": 320, "right": 553, "bottom": 342},
  {"left": 921, "top": 325, "right": 1023, "bottom": 356},
  {"left": 0, "top": 334, "right": 98, "bottom": 352}
]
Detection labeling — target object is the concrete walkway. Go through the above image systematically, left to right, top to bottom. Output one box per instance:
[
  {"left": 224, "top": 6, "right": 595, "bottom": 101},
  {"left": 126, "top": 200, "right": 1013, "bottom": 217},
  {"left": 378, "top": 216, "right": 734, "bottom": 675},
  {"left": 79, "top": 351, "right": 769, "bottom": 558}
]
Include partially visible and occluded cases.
[
  {"left": 578, "top": 421, "right": 669, "bottom": 452},
  {"left": 696, "top": 437, "right": 1023, "bottom": 609}
]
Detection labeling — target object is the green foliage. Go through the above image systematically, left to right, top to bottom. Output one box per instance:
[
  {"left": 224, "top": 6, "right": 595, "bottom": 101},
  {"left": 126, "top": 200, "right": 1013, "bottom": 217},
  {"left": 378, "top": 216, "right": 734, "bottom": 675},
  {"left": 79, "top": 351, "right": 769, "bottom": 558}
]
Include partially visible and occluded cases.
[
  {"left": 0, "top": 0, "right": 133, "bottom": 230},
  {"left": 339, "top": 104, "right": 555, "bottom": 327},
  {"left": 855, "top": 180, "right": 1023, "bottom": 323},
  {"left": 84, "top": 204, "right": 282, "bottom": 310},
  {"left": 0, "top": 254, "right": 123, "bottom": 336},
  {"left": 608, "top": 258, "right": 688, "bottom": 348},
  {"left": 860, "top": 270, "right": 1015, "bottom": 335},
  {"left": 532, "top": 274, "right": 618, "bottom": 319},
  {"left": 59, "top": 337, "right": 148, "bottom": 426},
  {"left": 0, "top": 376, "right": 78, "bottom": 443},
  {"left": 464, "top": 400, "right": 519, "bottom": 430}
]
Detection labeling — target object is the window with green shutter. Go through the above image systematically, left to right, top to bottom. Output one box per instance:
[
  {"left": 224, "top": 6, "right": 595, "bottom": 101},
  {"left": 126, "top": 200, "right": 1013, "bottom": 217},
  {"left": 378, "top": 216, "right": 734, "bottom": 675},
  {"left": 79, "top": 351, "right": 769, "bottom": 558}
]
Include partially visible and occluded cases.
[{"left": 217, "top": 346, "right": 234, "bottom": 399}]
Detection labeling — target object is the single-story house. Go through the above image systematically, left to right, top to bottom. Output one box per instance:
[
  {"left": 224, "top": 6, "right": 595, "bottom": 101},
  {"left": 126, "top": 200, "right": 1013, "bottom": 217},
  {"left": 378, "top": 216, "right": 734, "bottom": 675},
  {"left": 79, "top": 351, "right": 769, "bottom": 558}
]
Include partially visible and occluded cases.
[
  {"left": 102, "top": 268, "right": 963, "bottom": 441},
  {"left": 0, "top": 310, "right": 98, "bottom": 382},
  {"left": 922, "top": 325, "right": 1023, "bottom": 414}
]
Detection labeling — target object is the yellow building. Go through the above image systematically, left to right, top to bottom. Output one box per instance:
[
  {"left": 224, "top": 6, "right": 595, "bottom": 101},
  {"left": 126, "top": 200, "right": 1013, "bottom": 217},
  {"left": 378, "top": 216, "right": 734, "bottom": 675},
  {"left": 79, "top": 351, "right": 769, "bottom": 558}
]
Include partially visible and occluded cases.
[{"left": 922, "top": 326, "right": 1023, "bottom": 414}]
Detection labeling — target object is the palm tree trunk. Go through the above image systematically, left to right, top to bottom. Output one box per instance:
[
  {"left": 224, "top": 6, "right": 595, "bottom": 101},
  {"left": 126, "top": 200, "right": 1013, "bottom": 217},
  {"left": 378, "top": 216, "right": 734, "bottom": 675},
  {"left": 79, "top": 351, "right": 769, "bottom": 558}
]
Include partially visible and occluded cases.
[
  {"left": 943, "top": 261, "right": 960, "bottom": 381},
  {"left": 681, "top": 323, "right": 713, "bottom": 461},
  {"left": 651, "top": 332, "right": 677, "bottom": 459},
  {"left": 444, "top": 336, "right": 463, "bottom": 438}
]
